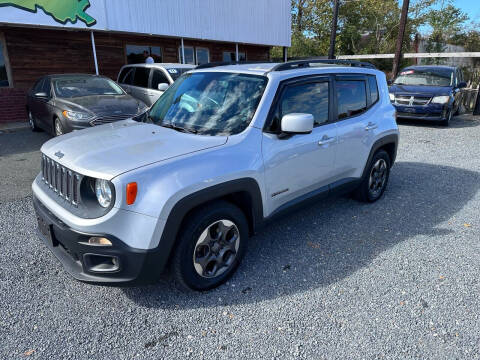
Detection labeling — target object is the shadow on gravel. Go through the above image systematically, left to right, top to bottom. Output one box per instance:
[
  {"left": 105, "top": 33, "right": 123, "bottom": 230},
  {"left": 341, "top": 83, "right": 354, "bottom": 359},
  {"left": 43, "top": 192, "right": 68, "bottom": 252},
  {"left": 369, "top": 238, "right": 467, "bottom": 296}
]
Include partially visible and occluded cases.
[
  {"left": 397, "top": 114, "right": 480, "bottom": 129},
  {"left": 0, "top": 129, "right": 51, "bottom": 157},
  {"left": 123, "top": 162, "right": 480, "bottom": 309}
]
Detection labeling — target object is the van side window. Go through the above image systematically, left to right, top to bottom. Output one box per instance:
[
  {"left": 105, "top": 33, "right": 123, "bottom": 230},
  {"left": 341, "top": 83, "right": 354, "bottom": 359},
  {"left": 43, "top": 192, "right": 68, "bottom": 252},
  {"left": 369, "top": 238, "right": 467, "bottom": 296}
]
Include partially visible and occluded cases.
[
  {"left": 119, "top": 68, "right": 134, "bottom": 85},
  {"left": 133, "top": 68, "right": 150, "bottom": 88},
  {"left": 151, "top": 70, "right": 170, "bottom": 90},
  {"left": 367, "top": 76, "right": 379, "bottom": 104},
  {"left": 336, "top": 80, "right": 367, "bottom": 119}
]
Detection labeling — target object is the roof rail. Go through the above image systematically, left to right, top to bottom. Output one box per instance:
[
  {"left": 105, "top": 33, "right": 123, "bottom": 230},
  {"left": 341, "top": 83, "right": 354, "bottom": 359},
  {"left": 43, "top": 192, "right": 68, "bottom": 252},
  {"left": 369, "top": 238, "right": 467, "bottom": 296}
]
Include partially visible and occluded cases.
[
  {"left": 269, "top": 59, "right": 377, "bottom": 72},
  {"left": 195, "top": 60, "right": 271, "bottom": 70}
]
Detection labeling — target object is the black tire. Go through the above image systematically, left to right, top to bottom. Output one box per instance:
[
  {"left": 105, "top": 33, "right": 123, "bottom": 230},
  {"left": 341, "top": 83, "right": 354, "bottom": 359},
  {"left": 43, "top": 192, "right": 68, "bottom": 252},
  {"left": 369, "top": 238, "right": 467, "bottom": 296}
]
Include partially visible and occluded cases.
[
  {"left": 440, "top": 109, "right": 453, "bottom": 127},
  {"left": 28, "top": 110, "right": 41, "bottom": 132},
  {"left": 54, "top": 117, "right": 64, "bottom": 136},
  {"left": 353, "top": 149, "right": 391, "bottom": 203},
  {"left": 171, "top": 201, "right": 249, "bottom": 291}
]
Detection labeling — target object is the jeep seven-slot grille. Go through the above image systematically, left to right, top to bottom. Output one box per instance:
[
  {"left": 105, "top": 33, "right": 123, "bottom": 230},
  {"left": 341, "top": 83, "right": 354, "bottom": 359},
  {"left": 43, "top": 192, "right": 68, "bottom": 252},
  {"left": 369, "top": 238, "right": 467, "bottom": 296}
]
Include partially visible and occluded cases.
[{"left": 41, "top": 155, "right": 80, "bottom": 206}]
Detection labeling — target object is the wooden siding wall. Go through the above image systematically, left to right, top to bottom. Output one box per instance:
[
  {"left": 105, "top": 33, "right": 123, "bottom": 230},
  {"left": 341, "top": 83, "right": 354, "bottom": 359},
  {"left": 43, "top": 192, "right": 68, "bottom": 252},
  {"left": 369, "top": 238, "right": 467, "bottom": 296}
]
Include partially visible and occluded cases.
[
  {"left": 0, "top": 26, "right": 270, "bottom": 123},
  {"left": 2, "top": 26, "right": 271, "bottom": 90}
]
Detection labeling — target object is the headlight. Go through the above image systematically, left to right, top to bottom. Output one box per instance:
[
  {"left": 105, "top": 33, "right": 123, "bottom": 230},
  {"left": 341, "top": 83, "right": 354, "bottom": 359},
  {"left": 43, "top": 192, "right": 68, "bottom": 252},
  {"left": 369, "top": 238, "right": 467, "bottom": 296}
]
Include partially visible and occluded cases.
[
  {"left": 389, "top": 93, "right": 395, "bottom": 101},
  {"left": 431, "top": 95, "right": 451, "bottom": 104},
  {"left": 63, "top": 110, "right": 93, "bottom": 121},
  {"left": 95, "top": 179, "right": 112, "bottom": 208}
]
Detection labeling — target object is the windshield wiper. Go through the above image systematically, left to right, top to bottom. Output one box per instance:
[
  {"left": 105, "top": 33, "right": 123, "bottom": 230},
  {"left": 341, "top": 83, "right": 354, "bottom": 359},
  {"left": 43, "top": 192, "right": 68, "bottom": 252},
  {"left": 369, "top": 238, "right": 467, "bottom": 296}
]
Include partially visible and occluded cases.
[{"left": 161, "top": 123, "right": 198, "bottom": 134}]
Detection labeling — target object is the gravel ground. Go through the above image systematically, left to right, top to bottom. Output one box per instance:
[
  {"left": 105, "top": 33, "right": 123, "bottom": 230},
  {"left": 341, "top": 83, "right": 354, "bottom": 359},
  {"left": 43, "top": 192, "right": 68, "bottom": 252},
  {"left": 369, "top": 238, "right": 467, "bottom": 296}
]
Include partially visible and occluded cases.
[{"left": 1, "top": 116, "right": 480, "bottom": 359}]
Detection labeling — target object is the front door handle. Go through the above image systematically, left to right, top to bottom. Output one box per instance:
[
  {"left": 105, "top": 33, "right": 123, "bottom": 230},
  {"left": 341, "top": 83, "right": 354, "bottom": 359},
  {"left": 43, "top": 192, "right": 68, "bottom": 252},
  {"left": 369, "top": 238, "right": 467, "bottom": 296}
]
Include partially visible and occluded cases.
[
  {"left": 365, "top": 122, "right": 378, "bottom": 131},
  {"left": 318, "top": 135, "right": 335, "bottom": 146}
]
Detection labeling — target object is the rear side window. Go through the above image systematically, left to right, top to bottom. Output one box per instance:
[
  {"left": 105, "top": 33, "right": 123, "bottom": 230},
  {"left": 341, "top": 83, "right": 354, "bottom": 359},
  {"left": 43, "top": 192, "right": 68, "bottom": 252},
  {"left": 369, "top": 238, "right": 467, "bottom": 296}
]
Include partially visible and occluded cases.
[
  {"left": 119, "top": 67, "right": 134, "bottom": 85},
  {"left": 133, "top": 68, "right": 150, "bottom": 88},
  {"left": 151, "top": 70, "right": 170, "bottom": 90},
  {"left": 367, "top": 76, "right": 379, "bottom": 104},
  {"left": 32, "top": 78, "right": 45, "bottom": 93},
  {"left": 42, "top": 79, "right": 51, "bottom": 96},
  {"left": 336, "top": 80, "right": 367, "bottom": 119},
  {"left": 280, "top": 82, "right": 329, "bottom": 126}
]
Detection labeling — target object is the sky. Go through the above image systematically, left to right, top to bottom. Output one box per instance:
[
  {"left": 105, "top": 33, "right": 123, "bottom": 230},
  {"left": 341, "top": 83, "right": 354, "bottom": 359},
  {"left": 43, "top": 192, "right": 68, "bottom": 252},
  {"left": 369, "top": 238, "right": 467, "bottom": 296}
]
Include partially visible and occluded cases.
[{"left": 417, "top": 0, "right": 480, "bottom": 34}]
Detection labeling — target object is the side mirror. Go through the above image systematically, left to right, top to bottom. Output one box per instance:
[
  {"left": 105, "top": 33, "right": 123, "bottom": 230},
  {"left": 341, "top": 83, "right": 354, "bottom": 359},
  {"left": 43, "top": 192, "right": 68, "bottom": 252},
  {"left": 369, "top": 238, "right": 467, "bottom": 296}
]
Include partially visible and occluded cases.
[
  {"left": 387, "top": 79, "right": 393, "bottom": 86},
  {"left": 457, "top": 81, "right": 467, "bottom": 89},
  {"left": 157, "top": 83, "right": 169, "bottom": 91},
  {"left": 35, "top": 92, "right": 48, "bottom": 98},
  {"left": 281, "top": 113, "right": 314, "bottom": 134}
]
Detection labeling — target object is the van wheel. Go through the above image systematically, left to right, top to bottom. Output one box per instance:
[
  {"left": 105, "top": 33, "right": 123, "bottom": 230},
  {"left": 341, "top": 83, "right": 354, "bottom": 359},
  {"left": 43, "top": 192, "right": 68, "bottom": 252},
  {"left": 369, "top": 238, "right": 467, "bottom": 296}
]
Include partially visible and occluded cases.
[
  {"left": 440, "top": 109, "right": 452, "bottom": 127},
  {"left": 28, "top": 111, "right": 41, "bottom": 132},
  {"left": 353, "top": 150, "right": 391, "bottom": 203},
  {"left": 171, "top": 201, "right": 249, "bottom": 291}
]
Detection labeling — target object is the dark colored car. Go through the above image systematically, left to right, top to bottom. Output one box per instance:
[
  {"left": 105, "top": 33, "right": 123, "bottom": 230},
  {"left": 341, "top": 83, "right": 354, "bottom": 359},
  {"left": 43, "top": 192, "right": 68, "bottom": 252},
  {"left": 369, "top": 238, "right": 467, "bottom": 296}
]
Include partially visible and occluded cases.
[
  {"left": 388, "top": 65, "right": 466, "bottom": 126},
  {"left": 27, "top": 74, "right": 149, "bottom": 136}
]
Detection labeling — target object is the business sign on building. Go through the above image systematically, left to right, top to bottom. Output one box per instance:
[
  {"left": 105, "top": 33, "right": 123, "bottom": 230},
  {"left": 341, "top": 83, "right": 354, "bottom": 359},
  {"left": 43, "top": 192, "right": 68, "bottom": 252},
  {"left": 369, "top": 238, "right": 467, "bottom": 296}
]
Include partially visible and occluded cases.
[{"left": 0, "top": 0, "right": 291, "bottom": 46}]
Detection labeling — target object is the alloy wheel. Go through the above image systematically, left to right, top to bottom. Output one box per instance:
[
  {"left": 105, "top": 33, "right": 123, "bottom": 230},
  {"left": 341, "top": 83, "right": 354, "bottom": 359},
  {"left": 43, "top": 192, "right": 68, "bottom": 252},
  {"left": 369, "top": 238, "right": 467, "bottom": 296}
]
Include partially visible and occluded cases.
[
  {"left": 29, "top": 112, "right": 35, "bottom": 130},
  {"left": 55, "top": 119, "right": 63, "bottom": 136},
  {"left": 368, "top": 158, "right": 388, "bottom": 198},
  {"left": 193, "top": 219, "right": 240, "bottom": 278}
]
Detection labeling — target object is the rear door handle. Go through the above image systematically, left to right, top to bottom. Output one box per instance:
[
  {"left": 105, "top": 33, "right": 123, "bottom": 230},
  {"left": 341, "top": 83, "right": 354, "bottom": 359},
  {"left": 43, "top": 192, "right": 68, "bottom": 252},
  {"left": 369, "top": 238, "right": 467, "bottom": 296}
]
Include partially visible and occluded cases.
[
  {"left": 365, "top": 122, "right": 378, "bottom": 131},
  {"left": 318, "top": 135, "right": 336, "bottom": 146}
]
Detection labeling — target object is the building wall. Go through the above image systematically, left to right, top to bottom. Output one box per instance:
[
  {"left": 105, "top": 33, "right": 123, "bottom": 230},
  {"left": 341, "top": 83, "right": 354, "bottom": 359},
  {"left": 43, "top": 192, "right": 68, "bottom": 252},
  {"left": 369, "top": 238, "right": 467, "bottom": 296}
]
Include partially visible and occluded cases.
[
  {"left": 0, "top": 0, "right": 291, "bottom": 47},
  {"left": 0, "top": 26, "right": 270, "bottom": 123}
]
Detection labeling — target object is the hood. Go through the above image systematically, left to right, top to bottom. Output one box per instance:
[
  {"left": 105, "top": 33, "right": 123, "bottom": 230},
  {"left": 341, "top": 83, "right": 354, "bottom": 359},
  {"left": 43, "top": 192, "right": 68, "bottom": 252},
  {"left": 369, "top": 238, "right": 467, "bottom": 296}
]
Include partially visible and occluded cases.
[
  {"left": 389, "top": 84, "right": 452, "bottom": 97},
  {"left": 56, "top": 95, "right": 144, "bottom": 116},
  {"left": 41, "top": 120, "right": 228, "bottom": 179}
]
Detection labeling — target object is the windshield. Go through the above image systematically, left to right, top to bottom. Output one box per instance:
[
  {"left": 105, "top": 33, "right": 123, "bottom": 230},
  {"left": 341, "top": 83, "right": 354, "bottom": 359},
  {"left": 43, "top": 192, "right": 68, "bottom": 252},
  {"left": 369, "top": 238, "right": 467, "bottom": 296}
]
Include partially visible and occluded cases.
[
  {"left": 166, "top": 67, "right": 193, "bottom": 81},
  {"left": 394, "top": 68, "right": 453, "bottom": 87},
  {"left": 148, "top": 72, "right": 268, "bottom": 136},
  {"left": 53, "top": 76, "right": 125, "bottom": 98}
]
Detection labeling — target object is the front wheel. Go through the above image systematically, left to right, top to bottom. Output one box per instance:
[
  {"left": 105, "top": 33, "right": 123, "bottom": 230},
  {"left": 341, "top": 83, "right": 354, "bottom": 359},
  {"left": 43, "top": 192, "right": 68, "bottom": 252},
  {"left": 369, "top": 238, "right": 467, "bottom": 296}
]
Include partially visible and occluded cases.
[
  {"left": 440, "top": 109, "right": 453, "bottom": 127},
  {"left": 28, "top": 111, "right": 41, "bottom": 132},
  {"left": 54, "top": 118, "right": 65, "bottom": 136},
  {"left": 353, "top": 149, "right": 391, "bottom": 203},
  {"left": 171, "top": 201, "right": 249, "bottom": 291}
]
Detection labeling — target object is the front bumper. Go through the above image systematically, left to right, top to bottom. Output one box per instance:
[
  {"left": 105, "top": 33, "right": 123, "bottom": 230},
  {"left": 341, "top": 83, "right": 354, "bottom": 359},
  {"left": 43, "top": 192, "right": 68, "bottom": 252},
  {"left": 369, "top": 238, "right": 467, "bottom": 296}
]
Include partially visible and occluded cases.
[
  {"left": 393, "top": 103, "right": 450, "bottom": 121},
  {"left": 33, "top": 196, "right": 163, "bottom": 285}
]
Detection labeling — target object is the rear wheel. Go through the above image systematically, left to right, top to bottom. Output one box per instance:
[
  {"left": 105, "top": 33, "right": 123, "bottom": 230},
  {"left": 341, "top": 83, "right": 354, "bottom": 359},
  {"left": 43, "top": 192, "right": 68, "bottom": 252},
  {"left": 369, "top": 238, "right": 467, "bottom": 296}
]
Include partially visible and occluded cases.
[
  {"left": 28, "top": 110, "right": 41, "bottom": 132},
  {"left": 353, "top": 150, "right": 391, "bottom": 203},
  {"left": 171, "top": 201, "right": 249, "bottom": 291}
]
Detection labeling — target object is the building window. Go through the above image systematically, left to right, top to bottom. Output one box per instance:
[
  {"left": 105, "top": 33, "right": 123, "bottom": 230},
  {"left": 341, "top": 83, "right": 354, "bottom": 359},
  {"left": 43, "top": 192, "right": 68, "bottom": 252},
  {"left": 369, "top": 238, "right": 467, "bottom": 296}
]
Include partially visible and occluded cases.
[
  {"left": 0, "top": 35, "right": 9, "bottom": 87},
  {"left": 126, "top": 45, "right": 162, "bottom": 64},
  {"left": 178, "top": 46, "right": 210, "bottom": 65},
  {"left": 178, "top": 46, "right": 195, "bottom": 65},
  {"left": 196, "top": 47, "right": 210, "bottom": 65},
  {"left": 223, "top": 51, "right": 246, "bottom": 62}
]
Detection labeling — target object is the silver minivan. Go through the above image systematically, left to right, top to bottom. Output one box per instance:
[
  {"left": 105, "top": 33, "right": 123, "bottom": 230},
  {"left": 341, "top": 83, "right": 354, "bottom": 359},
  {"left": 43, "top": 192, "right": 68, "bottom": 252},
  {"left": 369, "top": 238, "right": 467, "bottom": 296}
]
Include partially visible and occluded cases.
[{"left": 117, "top": 63, "right": 195, "bottom": 106}]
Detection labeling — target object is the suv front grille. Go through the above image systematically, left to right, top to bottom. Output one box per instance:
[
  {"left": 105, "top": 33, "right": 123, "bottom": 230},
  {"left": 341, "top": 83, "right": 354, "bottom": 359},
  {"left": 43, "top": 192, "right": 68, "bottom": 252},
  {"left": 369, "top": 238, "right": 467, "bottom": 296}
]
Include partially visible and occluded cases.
[
  {"left": 394, "top": 95, "right": 432, "bottom": 106},
  {"left": 41, "top": 155, "right": 80, "bottom": 206}
]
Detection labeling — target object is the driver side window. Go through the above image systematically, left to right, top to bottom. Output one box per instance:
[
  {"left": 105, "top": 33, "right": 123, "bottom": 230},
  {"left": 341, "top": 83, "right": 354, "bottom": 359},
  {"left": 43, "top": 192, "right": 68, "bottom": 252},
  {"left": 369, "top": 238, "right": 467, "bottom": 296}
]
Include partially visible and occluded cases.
[{"left": 268, "top": 80, "right": 330, "bottom": 133}]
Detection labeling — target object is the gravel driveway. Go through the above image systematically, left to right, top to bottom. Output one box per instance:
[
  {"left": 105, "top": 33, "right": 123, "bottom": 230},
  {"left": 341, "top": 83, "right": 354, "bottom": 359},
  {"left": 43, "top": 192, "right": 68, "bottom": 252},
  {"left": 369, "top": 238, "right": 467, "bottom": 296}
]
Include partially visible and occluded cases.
[{"left": 1, "top": 115, "right": 480, "bottom": 359}]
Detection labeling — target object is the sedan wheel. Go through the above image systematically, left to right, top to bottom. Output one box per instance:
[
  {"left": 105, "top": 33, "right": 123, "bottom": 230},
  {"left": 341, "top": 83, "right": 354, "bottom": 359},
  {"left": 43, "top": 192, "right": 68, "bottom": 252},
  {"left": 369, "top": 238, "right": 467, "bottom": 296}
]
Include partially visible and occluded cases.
[
  {"left": 29, "top": 111, "right": 40, "bottom": 132},
  {"left": 54, "top": 118, "right": 64, "bottom": 136}
]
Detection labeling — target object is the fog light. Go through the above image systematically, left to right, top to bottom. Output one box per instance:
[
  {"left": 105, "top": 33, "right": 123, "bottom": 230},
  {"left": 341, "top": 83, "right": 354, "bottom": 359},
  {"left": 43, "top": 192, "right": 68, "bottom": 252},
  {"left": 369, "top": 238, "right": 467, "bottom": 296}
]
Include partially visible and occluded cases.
[{"left": 87, "top": 237, "right": 112, "bottom": 246}]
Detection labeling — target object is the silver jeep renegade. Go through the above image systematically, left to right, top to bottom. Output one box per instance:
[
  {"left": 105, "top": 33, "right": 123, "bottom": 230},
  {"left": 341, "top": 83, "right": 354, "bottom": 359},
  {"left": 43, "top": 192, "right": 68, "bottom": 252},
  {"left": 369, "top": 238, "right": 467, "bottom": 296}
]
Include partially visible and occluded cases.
[{"left": 33, "top": 59, "right": 399, "bottom": 291}]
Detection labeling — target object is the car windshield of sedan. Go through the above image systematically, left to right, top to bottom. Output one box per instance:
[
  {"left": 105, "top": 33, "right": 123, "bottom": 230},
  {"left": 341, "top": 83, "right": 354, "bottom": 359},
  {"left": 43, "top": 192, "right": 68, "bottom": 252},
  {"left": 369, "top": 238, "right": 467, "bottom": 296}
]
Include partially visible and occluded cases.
[
  {"left": 393, "top": 69, "right": 453, "bottom": 87},
  {"left": 148, "top": 72, "right": 268, "bottom": 136},
  {"left": 53, "top": 76, "right": 125, "bottom": 98}
]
